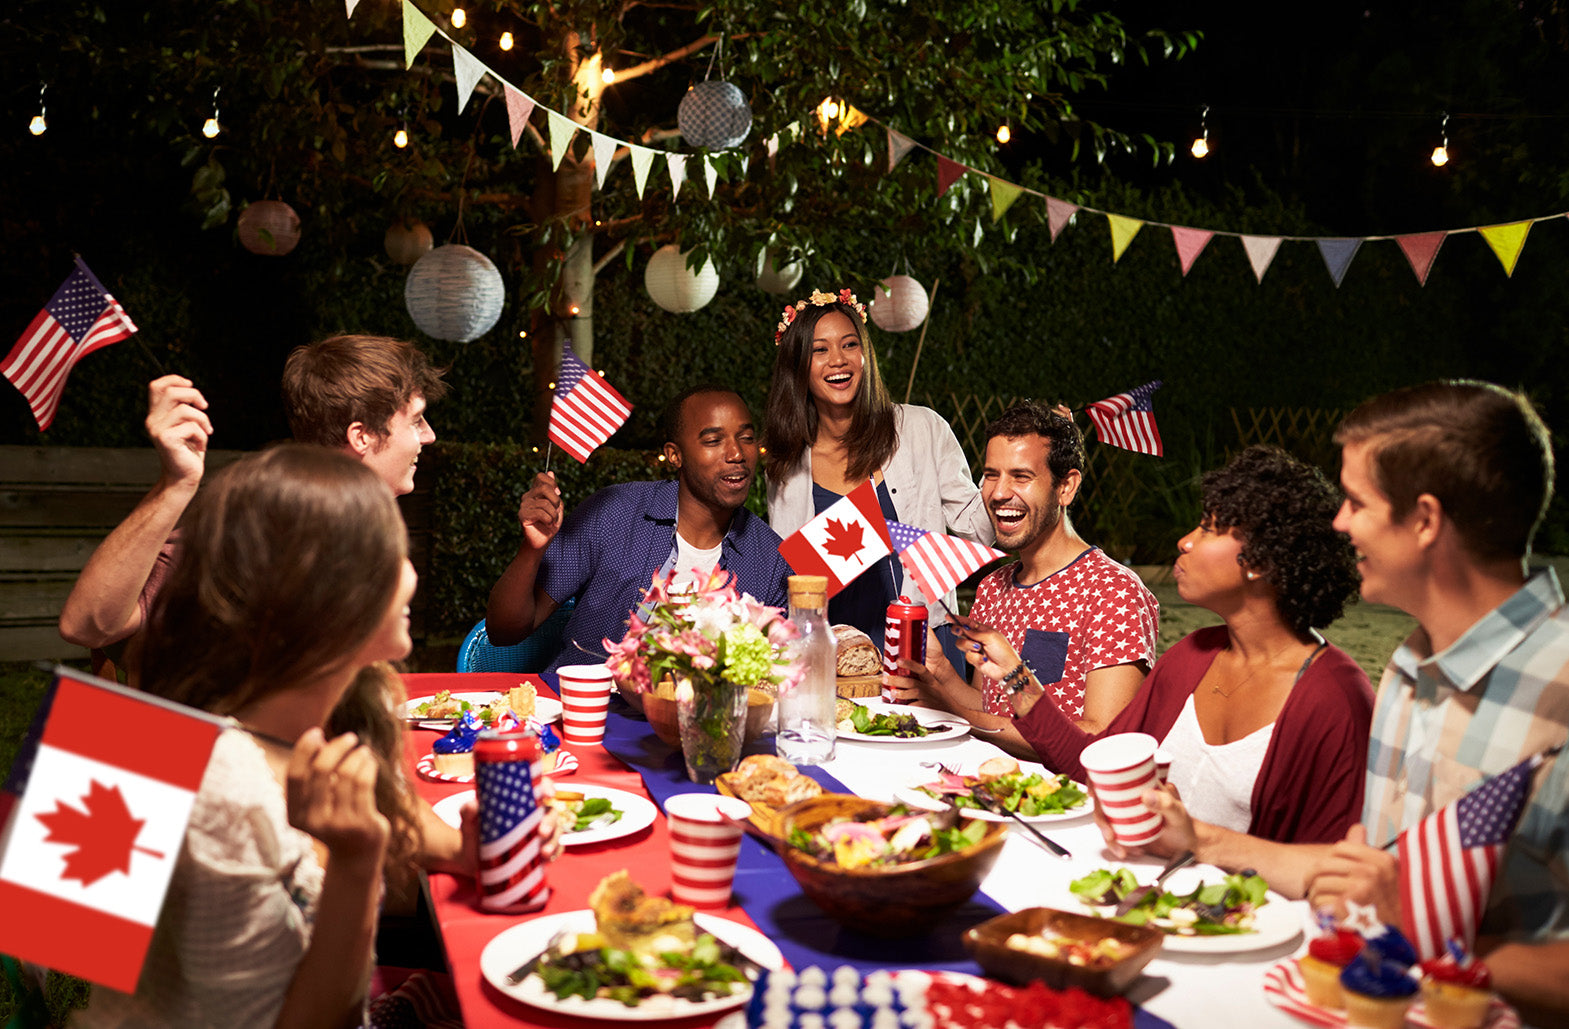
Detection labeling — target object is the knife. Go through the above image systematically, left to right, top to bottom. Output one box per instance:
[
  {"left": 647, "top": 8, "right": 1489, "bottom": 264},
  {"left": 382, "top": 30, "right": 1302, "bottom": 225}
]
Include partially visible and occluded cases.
[
  {"left": 971, "top": 783, "right": 1074, "bottom": 861},
  {"left": 1113, "top": 849, "right": 1195, "bottom": 916}
]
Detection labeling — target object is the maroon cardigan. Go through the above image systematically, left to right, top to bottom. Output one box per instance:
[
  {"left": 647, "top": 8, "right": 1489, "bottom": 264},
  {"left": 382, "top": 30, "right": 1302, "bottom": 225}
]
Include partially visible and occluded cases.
[{"left": 1015, "top": 625, "right": 1374, "bottom": 844}]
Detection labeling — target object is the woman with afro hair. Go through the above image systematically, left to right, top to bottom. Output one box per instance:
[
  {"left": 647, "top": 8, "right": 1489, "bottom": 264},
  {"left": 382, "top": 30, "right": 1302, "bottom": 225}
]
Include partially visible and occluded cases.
[{"left": 970, "top": 445, "right": 1371, "bottom": 844}]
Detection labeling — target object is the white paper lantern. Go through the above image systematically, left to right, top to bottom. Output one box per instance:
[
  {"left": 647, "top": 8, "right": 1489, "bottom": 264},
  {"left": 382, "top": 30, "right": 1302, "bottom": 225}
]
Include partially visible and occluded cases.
[
  {"left": 677, "top": 81, "right": 752, "bottom": 150},
  {"left": 237, "top": 200, "right": 301, "bottom": 256},
  {"left": 383, "top": 218, "right": 433, "bottom": 266},
  {"left": 404, "top": 244, "right": 505, "bottom": 342},
  {"left": 644, "top": 244, "right": 719, "bottom": 313},
  {"left": 754, "top": 249, "right": 804, "bottom": 295},
  {"left": 867, "top": 274, "right": 930, "bottom": 332}
]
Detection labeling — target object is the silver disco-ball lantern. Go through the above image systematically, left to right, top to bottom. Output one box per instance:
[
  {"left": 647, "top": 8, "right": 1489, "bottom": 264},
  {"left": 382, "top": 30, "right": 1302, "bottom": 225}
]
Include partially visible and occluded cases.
[
  {"left": 677, "top": 81, "right": 752, "bottom": 150},
  {"left": 404, "top": 244, "right": 505, "bottom": 342}
]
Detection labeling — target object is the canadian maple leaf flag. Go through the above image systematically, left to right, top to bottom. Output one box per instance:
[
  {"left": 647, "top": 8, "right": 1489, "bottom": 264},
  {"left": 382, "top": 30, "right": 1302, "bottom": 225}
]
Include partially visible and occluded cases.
[
  {"left": 777, "top": 479, "right": 894, "bottom": 597},
  {"left": 0, "top": 667, "right": 220, "bottom": 992}
]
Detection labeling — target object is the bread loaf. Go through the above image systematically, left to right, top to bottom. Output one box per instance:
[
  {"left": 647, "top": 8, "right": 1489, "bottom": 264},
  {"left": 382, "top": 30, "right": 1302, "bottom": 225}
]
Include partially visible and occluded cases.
[{"left": 832, "top": 624, "right": 881, "bottom": 676}]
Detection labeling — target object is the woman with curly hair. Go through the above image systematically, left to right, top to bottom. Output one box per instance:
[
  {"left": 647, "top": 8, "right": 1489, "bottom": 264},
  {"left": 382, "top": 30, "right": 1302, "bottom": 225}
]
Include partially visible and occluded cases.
[
  {"left": 765, "top": 290, "right": 991, "bottom": 645},
  {"left": 78, "top": 445, "right": 424, "bottom": 1028},
  {"left": 963, "top": 445, "right": 1372, "bottom": 844}
]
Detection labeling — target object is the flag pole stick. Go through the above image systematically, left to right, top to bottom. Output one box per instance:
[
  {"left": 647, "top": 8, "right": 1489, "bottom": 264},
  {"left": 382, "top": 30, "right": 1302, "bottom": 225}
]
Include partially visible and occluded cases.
[
  {"left": 902, "top": 278, "right": 939, "bottom": 406},
  {"left": 543, "top": 440, "right": 554, "bottom": 473}
]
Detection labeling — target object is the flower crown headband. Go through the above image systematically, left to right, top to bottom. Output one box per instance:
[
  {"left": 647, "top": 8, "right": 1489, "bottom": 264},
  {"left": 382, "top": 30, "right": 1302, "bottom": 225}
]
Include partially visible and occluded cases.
[{"left": 774, "top": 288, "right": 867, "bottom": 345}]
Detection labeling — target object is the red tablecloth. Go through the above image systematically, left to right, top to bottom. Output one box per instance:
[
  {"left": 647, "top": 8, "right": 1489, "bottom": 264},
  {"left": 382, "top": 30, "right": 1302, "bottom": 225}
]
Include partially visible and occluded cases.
[{"left": 401, "top": 672, "right": 759, "bottom": 1028}]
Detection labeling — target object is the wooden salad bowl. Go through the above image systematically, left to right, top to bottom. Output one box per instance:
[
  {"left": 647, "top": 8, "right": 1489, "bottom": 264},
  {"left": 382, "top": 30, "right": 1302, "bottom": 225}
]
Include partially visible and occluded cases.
[{"left": 776, "top": 794, "right": 1009, "bottom": 936}]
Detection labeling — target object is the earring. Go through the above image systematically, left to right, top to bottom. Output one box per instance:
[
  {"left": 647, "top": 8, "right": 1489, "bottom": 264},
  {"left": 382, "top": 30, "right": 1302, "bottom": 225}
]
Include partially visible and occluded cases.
[{"left": 1245, "top": 570, "right": 1258, "bottom": 580}]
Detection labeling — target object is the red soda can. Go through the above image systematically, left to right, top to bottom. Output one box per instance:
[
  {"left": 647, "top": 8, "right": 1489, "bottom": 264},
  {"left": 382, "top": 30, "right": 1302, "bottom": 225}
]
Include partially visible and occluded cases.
[
  {"left": 882, "top": 596, "right": 928, "bottom": 702},
  {"left": 474, "top": 727, "right": 552, "bottom": 912}
]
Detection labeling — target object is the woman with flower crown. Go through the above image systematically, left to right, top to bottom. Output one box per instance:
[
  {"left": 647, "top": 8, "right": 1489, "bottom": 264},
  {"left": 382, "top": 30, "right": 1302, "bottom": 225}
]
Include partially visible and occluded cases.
[{"left": 764, "top": 289, "right": 992, "bottom": 648}]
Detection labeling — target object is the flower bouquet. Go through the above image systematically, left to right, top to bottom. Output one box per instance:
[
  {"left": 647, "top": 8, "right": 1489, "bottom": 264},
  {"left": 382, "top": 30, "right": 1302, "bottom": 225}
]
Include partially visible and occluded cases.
[{"left": 603, "top": 568, "right": 799, "bottom": 782}]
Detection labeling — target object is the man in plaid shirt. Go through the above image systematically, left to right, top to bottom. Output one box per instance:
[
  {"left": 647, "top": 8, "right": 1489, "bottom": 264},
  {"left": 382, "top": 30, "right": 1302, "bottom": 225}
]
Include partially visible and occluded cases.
[{"left": 1109, "top": 381, "right": 1568, "bottom": 1022}]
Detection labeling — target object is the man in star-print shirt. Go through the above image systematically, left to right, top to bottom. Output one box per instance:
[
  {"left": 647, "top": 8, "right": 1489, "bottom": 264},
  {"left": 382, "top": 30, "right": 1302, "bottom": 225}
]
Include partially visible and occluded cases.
[{"left": 890, "top": 401, "right": 1157, "bottom": 759}]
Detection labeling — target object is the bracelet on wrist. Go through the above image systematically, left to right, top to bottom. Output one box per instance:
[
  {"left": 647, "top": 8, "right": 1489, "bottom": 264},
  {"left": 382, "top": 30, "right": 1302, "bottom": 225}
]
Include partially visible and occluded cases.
[{"left": 1002, "top": 661, "right": 1032, "bottom": 694}]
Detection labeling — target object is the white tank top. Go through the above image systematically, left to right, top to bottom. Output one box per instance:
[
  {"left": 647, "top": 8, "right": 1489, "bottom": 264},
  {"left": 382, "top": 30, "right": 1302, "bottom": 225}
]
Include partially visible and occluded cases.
[{"left": 1159, "top": 695, "right": 1275, "bottom": 833}]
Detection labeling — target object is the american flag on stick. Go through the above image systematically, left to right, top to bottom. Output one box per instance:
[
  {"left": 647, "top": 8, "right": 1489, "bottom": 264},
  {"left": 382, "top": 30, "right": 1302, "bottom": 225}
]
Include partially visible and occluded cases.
[
  {"left": 3, "top": 257, "right": 138, "bottom": 431},
  {"left": 547, "top": 342, "right": 632, "bottom": 463},
  {"left": 1086, "top": 380, "right": 1164, "bottom": 456},
  {"left": 886, "top": 520, "right": 1006, "bottom": 605},
  {"left": 1397, "top": 748, "right": 1551, "bottom": 959}
]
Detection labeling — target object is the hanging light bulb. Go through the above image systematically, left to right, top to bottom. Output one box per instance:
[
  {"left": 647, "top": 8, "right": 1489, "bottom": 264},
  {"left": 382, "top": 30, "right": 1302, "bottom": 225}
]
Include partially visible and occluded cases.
[
  {"left": 450, "top": 7, "right": 465, "bottom": 27},
  {"left": 499, "top": 31, "right": 514, "bottom": 50},
  {"left": 601, "top": 67, "right": 616, "bottom": 85},
  {"left": 28, "top": 84, "right": 46, "bottom": 136},
  {"left": 201, "top": 87, "right": 221, "bottom": 139},
  {"left": 1190, "top": 104, "right": 1209, "bottom": 159},
  {"left": 1431, "top": 112, "right": 1450, "bottom": 167},
  {"left": 996, "top": 124, "right": 1011, "bottom": 144},
  {"left": 393, "top": 126, "right": 409, "bottom": 148}
]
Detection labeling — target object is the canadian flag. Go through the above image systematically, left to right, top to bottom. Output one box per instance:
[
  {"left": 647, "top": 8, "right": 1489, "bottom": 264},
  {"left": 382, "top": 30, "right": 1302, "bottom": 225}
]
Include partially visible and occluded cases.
[
  {"left": 777, "top": 479, "right": 894, "bottom": 597},
  {"left": 0, "top": 668, "right": 220, "bottom": 991}
]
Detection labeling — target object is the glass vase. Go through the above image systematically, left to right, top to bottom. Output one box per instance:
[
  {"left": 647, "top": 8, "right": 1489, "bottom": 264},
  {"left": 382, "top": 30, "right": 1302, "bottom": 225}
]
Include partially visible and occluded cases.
[{"left": 675, "top": 675, "right": 747, "bottom": 784}]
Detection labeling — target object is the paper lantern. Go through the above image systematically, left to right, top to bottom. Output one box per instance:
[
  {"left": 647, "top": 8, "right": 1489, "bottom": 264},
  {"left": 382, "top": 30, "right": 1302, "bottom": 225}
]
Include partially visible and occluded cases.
[
  {"left": 677, "top": 81, "right": 752, "bottom": 150},
  {"left": 237, "top": 200, "right": 301, "bottom": 256},
  {"left": 383, "top": 218, "right": 433, "bottom": 266},
  {"left": 404, "top": 244, "right": 505, "bottom": 342},
  {"left": 645, "top": 244, "right": 719, "bottom": 313},
  {"left": 755, "top": 249, "right": 804, "bottom": 295},
  {"left": 867, "top": 274, "right": 930, "bottom": 332}
]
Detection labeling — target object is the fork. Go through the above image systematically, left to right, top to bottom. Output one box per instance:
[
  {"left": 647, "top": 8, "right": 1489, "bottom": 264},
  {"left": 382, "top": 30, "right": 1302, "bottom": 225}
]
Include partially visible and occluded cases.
[
  {"left": 1113, "top": 849, "right": 1196, "bottom": 916},
  {"left": 505, "top": 926, "right": 575, "bottom": 984}
]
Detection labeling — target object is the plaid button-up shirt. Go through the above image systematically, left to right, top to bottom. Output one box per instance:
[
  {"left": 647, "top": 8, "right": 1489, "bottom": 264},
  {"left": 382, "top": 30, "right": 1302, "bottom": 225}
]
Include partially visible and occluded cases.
[{"left": 1363, "top": 567, "right": 1569, "bottom": 941}]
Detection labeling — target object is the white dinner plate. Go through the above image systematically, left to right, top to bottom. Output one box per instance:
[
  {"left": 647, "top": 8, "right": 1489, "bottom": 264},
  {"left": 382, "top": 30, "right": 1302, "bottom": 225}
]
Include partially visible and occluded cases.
[
  {"left": 404, "top": 691, "right": 563, "bottom": 725},
  {"left": 836, "top": 700, "right": 970, "bottom": 744},
  {"left": 894, "top": 763, "right": 1092, "bottom": 824},
  {"left": 430, "top": 785, "right": 657, "bottom": 847},
  {"left": 1061, "top": 863, "right": 1303, "bottom": 955},
  {"left": 479, "top": 910, "right": 783, "bottom": 1021}
]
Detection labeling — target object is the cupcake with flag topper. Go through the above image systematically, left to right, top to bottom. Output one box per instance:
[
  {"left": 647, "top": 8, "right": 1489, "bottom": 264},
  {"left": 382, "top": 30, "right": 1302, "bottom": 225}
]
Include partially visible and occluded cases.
[
  {"left": 1297, "top": 911, "right": 1365, "bottom": 1009},
  {"left": 1339, "top": 922, "right": 1419, "bottom": 1029},
  {"left": 1419, "top": 939, "right": 1494, "bottom": 1029}
]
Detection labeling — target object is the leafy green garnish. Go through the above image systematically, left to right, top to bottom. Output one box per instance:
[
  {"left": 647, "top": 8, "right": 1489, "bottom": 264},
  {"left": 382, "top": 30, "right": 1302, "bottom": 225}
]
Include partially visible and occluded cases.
[
  {"left": 848, "top": 704, "right": 929, "bottom": 737},
  {"left": 570, "top": 797, "right": 623, "bottom": 832},
  {"left": 1068, "top": 866, "right": 1269, "bottom": 935},
  {"left": 534, "top": 937, "right": 748, "bottom": 1007}
]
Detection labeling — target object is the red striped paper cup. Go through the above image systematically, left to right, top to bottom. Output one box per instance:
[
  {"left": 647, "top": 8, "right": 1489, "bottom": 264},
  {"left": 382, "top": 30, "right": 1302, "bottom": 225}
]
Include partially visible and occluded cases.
[
  {"left": 557, "top": 663, "right": 613, "bottom": 745},
  {"left": 1080, "top": 732, "right": 1162, "bottom": 846},
  {"left": 665, "top": 793, "right": 753, "bottom": 908}
]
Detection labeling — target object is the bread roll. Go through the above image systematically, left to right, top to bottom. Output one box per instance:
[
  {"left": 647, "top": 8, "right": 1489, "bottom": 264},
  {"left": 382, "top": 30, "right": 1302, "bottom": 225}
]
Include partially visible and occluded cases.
[{"left": 832, "top": 624, "right": 881, "bottom": 676}]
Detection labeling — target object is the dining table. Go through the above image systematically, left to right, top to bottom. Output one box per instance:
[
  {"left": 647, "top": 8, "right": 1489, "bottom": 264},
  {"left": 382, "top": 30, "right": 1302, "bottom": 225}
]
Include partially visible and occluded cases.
[{"left": 399, "top": 671, "right": 1329, "bottom": 1029}]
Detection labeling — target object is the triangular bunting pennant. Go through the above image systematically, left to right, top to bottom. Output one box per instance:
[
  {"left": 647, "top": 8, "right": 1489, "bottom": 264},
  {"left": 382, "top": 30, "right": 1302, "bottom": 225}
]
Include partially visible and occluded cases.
[
  {"left": 345, "top": 0, "right": 360, "bottom": 17},
  {"left": 401, "top": 0, "right": 437, "bottom": 69},
  {"left": 451, "top": 45, "right": 487, "bottom": 115},
  {"left": 504, "top": 87, "right": 535, "bottom": 148},
  {"left": 836, "top": 104, "right": 868, "bottom": 137},
  {"left": 546, "top": 110, "right": 577, "bottom": 171},
  {"left": 887, "top": 128, "right": 917, "bottom": 172},
  {"left": 591, "top": 132, "right": 617, "bottom": 189},
  {"left": 629, "top": 145, "right": 656, "bottom": 199},
  {"left": 667, "top": 154, "right": 688, "bottom": 200},
  {"left": 703, "top": 155, "right": 719, "bottom": 198},
  {"left": 936, "top": 156, "right": 966, "bottom": 197},
  {"left": 988, "top": 177, "right": 1024, "bottom": 222},
  {"left": 1046, "top": 197, "right": 1078, "bottom": 242},
  {"left": 1107, "top": 215, "right": 1144, "bottom": 263},
  {"left": 1478, "top": 221, "right": 1532, "bottom": 277},
  {"left": 1170, "top": 226, "right": 1213, "bottom": 277},
  {"left": 1395, "top": 232, "right": 1447, "bottom": 287},
  {"left": 1240, "top": 235, "right": 1283, "bottom": 284},
  {"left": 1316, "top": 238, "right": 1362, "bottom": 288}
]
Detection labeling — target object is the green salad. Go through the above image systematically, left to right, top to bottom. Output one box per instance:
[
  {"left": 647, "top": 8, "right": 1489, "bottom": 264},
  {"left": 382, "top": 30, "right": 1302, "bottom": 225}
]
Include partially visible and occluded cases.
[
  {"left": 842, "top": 704, "right": 930, "bottom": 738},
  {"left": 918, "top": 769, "right": 1087, "bottom": 817},
  {"left": 552, "top": 792, "right": 623, "bottom": 833},
  {"left": 1069, "top": 867, "right": 1270, "bottom": 935},
  {"left": 536, "top": 933, "right": 749, "bottom": 1007}
]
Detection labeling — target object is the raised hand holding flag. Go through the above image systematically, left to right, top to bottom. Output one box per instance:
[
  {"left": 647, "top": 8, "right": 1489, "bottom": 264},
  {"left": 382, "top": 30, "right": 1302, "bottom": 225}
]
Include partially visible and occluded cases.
[
  {"left": 3, "top": 257, "right": 138, "bottom": 431},
  {"left": 547, "top": 342, "right": 632, "bottom": 463},
  {"left": 1086, "top": 380, "right": 1164, "bottom": 456},
  {"left": 777, "top": 480, "right": 893, "bottom": 597},
  {"left": 886, "top": 520, "right": 1006, "bottom": 604}
]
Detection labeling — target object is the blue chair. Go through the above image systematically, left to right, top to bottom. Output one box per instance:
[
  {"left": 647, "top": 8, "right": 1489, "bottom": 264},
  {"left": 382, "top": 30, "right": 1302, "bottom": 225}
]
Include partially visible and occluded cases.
[{"left": 456, "top": 599, "right": 576, "bottom": 674}]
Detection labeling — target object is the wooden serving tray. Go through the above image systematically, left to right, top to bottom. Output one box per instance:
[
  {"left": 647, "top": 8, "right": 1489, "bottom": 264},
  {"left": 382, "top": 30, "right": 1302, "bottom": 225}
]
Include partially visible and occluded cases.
[{"left": 714, "top": 772, "right": 789, "bottom": 840}]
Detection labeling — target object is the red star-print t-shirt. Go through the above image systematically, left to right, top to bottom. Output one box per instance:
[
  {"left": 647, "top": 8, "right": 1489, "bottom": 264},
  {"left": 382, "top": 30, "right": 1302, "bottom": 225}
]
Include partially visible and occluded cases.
[{"left": 969, "top": 547, "right": 1158, "bottom": 718}]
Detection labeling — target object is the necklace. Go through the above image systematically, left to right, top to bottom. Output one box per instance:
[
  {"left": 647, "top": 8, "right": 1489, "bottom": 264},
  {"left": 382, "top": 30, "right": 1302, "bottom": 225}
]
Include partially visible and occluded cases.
[{"left": 1210, "top": 636, "right": 1328, "bottom": 699}]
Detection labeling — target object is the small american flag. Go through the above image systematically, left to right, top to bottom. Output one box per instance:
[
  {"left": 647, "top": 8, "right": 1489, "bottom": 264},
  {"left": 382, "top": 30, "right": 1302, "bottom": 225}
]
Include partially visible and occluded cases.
[
  {"left": 3, "top": 258, "right": 138, "bottom": 431},
  {"left": 547, "top": 342, "right": 632, "bottom": 463},
  {"left": 1086, "top": 380, "right": 1164, "bottom": 456},
  {"left": 886, "top": 520, "right": 1005, "bottom": 610},
  {"left": 1398, "top": 751, "right": 1543, "bottom": 959},
  {"left": 475, "top": 753, "right": 551, "bottom": 912}
]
